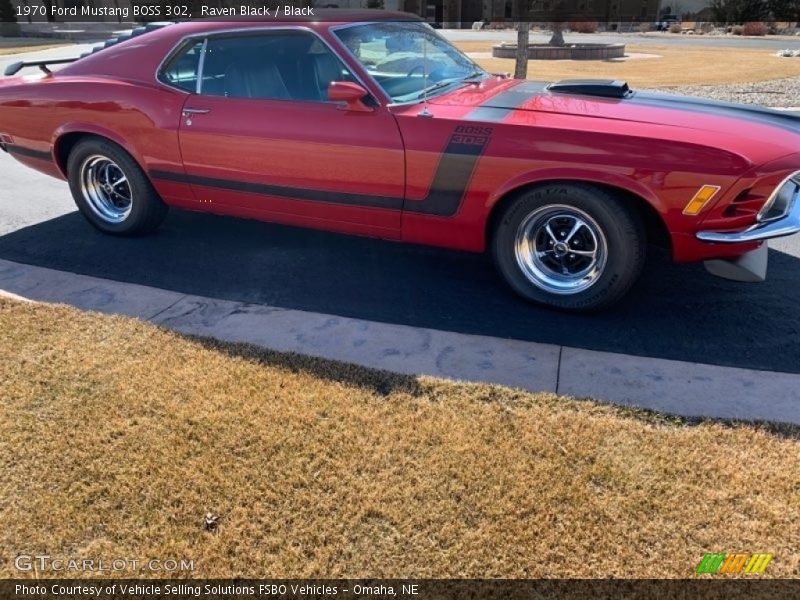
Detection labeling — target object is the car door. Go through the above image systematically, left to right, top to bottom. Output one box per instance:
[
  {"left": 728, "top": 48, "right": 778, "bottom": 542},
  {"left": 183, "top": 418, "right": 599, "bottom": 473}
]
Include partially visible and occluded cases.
[{"left": 170, "top": 29, "right": 405, "bottom": 238}]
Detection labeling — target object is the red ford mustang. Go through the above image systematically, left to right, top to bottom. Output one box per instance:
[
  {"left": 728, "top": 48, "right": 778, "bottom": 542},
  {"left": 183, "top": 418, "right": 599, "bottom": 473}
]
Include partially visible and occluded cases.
[{"left": 1, "top": 13, "right": 799, "bottom": 311}]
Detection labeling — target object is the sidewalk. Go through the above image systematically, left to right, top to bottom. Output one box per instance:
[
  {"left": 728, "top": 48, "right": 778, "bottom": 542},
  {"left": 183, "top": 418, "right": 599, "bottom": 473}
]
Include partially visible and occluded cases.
[{"left": 2, "top": 257, "right": 799, "bottom": 425}]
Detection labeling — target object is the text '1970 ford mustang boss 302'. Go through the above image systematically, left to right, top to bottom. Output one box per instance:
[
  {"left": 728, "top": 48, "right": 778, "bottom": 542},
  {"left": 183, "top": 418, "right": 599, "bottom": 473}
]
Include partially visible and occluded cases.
[{"left": 1, "top": 13, "right": 799, "bottom": 311}]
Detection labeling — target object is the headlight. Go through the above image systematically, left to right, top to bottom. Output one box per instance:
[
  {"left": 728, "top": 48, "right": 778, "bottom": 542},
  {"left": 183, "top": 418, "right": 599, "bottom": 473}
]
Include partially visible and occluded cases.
[{"left": 758, "top": 171, "right": 800, "bottom": 223}]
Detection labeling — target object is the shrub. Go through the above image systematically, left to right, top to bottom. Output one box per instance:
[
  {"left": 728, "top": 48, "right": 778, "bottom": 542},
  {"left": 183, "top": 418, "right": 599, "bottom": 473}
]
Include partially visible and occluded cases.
[
  {"left": 569, "top": 20, "right": 599, "bottom": 33},
  {"left": 742, "top": 22, "right": 768, "bottom": 36},
  {"left": 669, "top": 23, "right": 683, "bottom": 33},
  {"left": 731, "top": 25, "right": 744, "bottom": 35}
]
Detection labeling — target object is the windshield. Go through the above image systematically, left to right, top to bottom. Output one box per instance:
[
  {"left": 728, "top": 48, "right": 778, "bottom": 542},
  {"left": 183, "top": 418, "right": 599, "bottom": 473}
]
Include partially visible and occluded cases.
[{"left": 333, "top": 22, "right": 487, "bottom": 104}]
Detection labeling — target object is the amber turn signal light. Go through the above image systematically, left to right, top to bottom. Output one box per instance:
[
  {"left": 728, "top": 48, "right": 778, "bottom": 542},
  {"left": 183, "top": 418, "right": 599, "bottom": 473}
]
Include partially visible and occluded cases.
[{"left": 683, "top": 185, "right": 721, "bottom": 216}]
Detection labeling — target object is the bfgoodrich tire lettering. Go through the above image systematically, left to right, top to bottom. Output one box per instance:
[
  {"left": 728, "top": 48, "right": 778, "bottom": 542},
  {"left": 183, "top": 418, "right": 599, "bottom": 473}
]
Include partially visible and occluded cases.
[
  {"left": 67, "top": 136, "right": 168, "bottom": 235},
  {"left": 492, "top": 183, "right": 646, "bottom": 311}
]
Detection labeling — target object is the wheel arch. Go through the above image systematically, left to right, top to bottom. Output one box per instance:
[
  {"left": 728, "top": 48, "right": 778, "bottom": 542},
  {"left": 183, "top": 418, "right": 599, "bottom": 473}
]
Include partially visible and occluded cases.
[
  {"left": 52, "top": 125, "right": 144, "bottom": 178},
  {"left": 485, "top": 177, "right": 672, "bottom": 252}
]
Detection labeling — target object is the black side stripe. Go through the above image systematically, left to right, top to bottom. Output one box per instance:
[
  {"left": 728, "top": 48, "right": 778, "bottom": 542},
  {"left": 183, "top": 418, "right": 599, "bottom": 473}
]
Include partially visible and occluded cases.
[
  {"left": 465, "top": 80, "right": 800, "bottom": 135},
  {"left": 465, "top": 81, "right": 548, "bottom": 122},
  {"left": 630, "top": 92, "right": 800, "bottom": 135},
  {"left": 464, "top": 106, "right": 514, "bottom": 123},
  {"left": 404, "top": 131, "right": 489, "bottom": 216},
  {"left": 151, "top": 132, "right": 491, "bottom": 218},
  {"left": 6, "top": 145, "right": 51, "bottom": 161},
  {"left": 151, "top": 169, "right": 403, "bottom": 211}
]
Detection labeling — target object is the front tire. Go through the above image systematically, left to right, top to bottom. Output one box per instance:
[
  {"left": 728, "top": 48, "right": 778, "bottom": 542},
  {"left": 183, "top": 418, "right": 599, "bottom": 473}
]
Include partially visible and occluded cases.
[
  {"left": 67, "top": 136, "right": 168, "bottom": 235},
  {"left": 492, "top": 183, "right": 646, "bottom": 312}
]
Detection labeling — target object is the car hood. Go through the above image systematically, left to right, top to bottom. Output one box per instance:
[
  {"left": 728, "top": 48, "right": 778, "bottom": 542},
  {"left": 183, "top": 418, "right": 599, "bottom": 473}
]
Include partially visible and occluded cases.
[{"left": 431, "top": 79, "right": 800, "bottom": 160}]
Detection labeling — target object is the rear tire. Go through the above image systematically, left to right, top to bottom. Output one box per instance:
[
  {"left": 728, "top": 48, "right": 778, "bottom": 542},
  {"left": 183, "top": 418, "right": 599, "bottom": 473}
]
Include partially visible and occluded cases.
[
  {"left": 67, "top": 136, "right": 167, "bottom": 235},
  {"left": 492, "top": 183, "right": 646, "bottom": 312}
]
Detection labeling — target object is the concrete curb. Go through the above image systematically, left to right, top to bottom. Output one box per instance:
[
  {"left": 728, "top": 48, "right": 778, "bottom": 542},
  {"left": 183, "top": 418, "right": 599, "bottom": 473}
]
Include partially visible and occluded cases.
[{"left": 1, "top": 257, "right": 798, "bottom": 425}]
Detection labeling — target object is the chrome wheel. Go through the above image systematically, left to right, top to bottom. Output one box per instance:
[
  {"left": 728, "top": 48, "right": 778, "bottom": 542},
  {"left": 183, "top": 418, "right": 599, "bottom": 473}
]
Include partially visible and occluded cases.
[
  {"left": 79, "top": 155, "right": 133, "bottom": 223},
  {"left": 514, "top": 205, "right": 608, "bottom": 295}
]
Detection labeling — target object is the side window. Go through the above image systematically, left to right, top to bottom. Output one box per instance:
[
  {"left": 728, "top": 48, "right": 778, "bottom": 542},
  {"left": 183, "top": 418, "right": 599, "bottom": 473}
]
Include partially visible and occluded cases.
[
  {"left": 200, "top": 32, "right": 357, "bottom": 102},
  {"left": 160, "top": 40, "right": 203, "bottom": 92}
]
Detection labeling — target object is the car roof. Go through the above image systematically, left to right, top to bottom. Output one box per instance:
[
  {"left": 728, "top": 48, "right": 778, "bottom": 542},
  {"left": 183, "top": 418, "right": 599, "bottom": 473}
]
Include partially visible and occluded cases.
[
  {"left": 60, "top": 10, "right": 425, "bottom": 80},
  {"left": 166, "top": 10, "right": 424, "bottom": 36}
]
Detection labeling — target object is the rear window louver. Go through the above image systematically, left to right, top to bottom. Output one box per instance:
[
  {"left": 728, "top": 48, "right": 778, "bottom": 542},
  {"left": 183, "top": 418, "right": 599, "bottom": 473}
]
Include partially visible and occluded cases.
[{"left": 79, "top": 22, "right": 175, "bottom": 58}]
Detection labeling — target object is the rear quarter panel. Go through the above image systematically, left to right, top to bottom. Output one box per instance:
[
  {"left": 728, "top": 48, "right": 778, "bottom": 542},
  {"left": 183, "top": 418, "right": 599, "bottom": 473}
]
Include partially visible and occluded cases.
[
  {"left": 0, "top": 28, "right": 196, "bottom": 204},
  {"left": 0, "top": 74, "right": 192, "bottom": 204}
]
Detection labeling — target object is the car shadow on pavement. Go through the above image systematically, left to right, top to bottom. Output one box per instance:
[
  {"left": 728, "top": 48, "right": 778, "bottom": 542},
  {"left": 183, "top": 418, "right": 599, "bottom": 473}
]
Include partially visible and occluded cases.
[
  {"left": 0, "top": 209, "right": 799, "bottom": 374},
  {"left": 190, "top": 333, "right": 427, "bottom": 398}
]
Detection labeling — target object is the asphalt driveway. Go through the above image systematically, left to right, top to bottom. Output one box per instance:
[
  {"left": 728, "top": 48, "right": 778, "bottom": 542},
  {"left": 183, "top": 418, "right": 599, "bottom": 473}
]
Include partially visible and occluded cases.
[{"left": 1, "top": 151, "right": 799, "bottom": 374}]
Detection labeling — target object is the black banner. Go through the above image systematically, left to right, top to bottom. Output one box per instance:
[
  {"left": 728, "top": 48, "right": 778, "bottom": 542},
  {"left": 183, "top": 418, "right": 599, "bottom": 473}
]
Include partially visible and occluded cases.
[
  {"left": 1, "top": 1, "right": 799, "bottom": 25},
  {"left": 2, "top": 580, "right": 800, "bottom": 600}
]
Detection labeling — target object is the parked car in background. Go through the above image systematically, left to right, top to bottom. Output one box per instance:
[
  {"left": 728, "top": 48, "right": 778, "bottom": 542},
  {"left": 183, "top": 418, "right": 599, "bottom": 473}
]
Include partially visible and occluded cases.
[{"left": 656, "top": 16, "right": 681, "bottom": 31}]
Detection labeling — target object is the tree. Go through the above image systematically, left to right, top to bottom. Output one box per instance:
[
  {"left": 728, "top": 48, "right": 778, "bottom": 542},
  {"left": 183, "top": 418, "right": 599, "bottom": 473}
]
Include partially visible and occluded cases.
[
  {"left": 0, "top": 0, "right": 21, "bottom": 36},
  {"left": 40, "top": 0, "right": 55, "bottom": 22},
  {"left": 512, "top": 0, "right": 587, "bottom": 78},
  {"left": 530, "top": 0, "right": 571, "bottom": 47},
  {"left": 709, "top": 0, "right": 769, "bottom": 22},
  {"left": 767, "top": 0, "right": 800, "bottom": 19},
  {"left": 514, "top": 22, "right": 530, "bottom": 79},
  {"left": 549, "top": 22, "right": 565, "bottom": 46}
]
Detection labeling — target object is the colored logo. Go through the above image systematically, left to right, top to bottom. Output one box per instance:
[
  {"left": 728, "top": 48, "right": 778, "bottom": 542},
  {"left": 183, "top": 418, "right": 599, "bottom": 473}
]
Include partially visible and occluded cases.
[{"left": 696, "top": 553, "right": 773, "bottom": 574}]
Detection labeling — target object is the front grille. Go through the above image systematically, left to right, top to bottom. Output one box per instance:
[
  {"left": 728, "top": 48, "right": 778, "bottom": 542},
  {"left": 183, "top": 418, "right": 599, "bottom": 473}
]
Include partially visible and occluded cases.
[{"left": 758, "top": 171, "right": 800, "bottom": 223}]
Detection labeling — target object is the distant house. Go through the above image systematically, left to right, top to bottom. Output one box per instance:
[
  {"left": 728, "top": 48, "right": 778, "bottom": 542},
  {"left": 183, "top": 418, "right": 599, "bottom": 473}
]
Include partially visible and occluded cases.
[{"left": 398, "top": 0, "right": 663, "bottom": 27}]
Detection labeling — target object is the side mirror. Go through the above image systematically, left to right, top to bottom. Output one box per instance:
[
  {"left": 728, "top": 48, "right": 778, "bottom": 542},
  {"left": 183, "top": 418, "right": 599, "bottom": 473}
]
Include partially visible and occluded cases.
[{"left": 328, "top": 81, "right": 373, "bottom": 113}]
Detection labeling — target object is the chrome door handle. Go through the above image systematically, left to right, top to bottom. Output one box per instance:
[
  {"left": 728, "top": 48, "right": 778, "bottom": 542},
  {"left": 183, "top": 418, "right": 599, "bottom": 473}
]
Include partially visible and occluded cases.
[{"left": 182, "top": 108, "right": 210, "bottom": 116}]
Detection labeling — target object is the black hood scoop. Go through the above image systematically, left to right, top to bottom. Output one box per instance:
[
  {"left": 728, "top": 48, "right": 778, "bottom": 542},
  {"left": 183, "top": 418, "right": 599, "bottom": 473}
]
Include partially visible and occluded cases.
[{"left": 548, "top": 79, "right": 632, "bottom": 99}]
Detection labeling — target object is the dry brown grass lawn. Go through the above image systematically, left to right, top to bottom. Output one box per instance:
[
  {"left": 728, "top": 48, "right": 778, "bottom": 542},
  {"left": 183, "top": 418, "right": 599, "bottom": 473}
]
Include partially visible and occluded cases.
[
  {"left": 455, "top": 42, "right": 800, "bottom": 87},
  {"left": 0, "top": 298, "right": 798, "bottom": 579}
]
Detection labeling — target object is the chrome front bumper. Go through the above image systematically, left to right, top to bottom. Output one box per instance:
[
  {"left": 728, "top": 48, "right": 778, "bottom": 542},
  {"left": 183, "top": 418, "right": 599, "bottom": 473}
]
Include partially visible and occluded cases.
[{"left": 696, "top": 186, "right": 800, "bottom": 243}]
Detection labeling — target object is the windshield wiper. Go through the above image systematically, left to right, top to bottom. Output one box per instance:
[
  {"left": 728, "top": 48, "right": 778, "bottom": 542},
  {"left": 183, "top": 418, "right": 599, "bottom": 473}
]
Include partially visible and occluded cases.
[
  {"left": 462, "top": 70, "right": 488, "bottom": 82},
  {"left": 409, "top": 71, "right": 489, "bottom": 102},
  {"left": 413, "top": 78, "right": 461, "bottom": 100}
]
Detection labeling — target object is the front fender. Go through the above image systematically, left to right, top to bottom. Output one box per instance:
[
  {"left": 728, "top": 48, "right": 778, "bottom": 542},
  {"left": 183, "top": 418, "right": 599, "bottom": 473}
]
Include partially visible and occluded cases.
[{"left": 486, "top": 167, "right": 668, "bottom": 216}]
